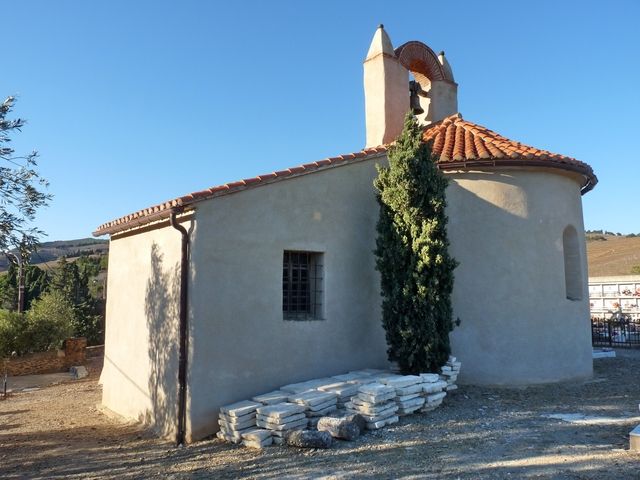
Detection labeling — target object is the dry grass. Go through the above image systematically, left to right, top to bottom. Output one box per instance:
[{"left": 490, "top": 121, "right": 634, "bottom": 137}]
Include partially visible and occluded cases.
[{"left": 587, "top": 235, "right": 640, "bottom": 277}]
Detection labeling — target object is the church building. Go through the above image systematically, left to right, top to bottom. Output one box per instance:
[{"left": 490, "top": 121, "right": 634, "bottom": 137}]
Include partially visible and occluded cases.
[{"left": 95, "top": 26, "right": 597, "bottom": 442}]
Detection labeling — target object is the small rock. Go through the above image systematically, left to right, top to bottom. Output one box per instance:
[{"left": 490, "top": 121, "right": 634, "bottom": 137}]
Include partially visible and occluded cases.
[
  {"left": 70, "top": 365, "right": 88, "bottom": 379},
  {"left": 344, "top": 413, "right": 366, "bottom": 432},
  {"left": 317, "top": 416, "right": 361, "bottom": 441},
  {"left": 286, "top": 430, "right": 332, "bottom": 449}
]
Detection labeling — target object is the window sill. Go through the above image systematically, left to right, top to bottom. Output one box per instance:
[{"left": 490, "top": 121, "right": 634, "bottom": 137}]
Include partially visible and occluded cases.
[{"left": 283, "top": 316, "right": 325, "bottom": 321}]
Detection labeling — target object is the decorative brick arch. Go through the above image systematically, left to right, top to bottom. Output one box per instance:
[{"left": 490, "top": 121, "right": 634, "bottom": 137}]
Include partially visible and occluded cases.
[{"left": 394, "top": 41, "right": 453, "bottom": 85}]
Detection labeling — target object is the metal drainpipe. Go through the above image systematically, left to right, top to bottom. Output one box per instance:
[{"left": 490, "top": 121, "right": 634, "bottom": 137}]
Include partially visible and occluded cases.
[{"left": 170, "top": 208, "right": 190, "bottom": 446}]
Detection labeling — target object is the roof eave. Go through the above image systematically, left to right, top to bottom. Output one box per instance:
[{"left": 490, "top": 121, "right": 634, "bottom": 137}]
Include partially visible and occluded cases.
[
  {"left": 93, "top": 149, "right": 389, "bottom": 237},
  {"left": 438, "top": 158, "right": 598, "bottom": 195}
]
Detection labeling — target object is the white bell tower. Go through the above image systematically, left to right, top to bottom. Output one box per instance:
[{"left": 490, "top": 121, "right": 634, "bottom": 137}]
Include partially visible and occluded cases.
[{"left": 363, "top": 25, "right": 410, "bottom": 148}]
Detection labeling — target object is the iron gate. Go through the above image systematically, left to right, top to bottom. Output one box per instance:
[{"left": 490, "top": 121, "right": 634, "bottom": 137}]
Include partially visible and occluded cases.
[{"left": 592, "top": 313, "right": 640, "bottom": 347}]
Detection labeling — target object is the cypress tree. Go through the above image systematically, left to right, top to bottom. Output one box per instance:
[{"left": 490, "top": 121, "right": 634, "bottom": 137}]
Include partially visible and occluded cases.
[{"left": 374, "top": 113, "right": 458, "bottom": 374}]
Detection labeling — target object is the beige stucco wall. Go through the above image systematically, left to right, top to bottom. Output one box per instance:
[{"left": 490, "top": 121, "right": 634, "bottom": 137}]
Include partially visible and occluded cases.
[
  {"left": 364, "top": 53, "right": 410, "bottom": 147},
  {"left": 415, "top": 81, "right": 458, "bottom": 125},
  {"left": 100, "top": 156, "right": 593, "bottom": 441},
  {"left": 186, "top": 157, "right": 390, "bottom": 441},
  {"left": 445, "top": 168, "right": 592, "bottom": 385},
  {"left": 100, "top": 221, "right": 186, "bottom": 437}
]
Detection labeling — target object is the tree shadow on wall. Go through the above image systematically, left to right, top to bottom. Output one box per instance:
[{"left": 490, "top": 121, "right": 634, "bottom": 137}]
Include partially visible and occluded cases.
[{"left": 144, "top": 242, "right": 180, "bottom": 438}]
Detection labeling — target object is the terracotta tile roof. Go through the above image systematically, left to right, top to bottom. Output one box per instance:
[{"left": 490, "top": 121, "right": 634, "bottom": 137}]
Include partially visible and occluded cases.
[
  {"left": 94, "top": 114, "right": 596, "bottom": 237},
  {"left": 424, "top": 114, "right": 597, "bottom": 192},
  {"left": 93, "top": 147, "right": 388, "bottom": 236}
]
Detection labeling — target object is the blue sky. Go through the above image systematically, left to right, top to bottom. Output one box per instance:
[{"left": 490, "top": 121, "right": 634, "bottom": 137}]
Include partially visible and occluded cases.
[{"left": 2, "top": 0, "right": 639, "bottom": 240}]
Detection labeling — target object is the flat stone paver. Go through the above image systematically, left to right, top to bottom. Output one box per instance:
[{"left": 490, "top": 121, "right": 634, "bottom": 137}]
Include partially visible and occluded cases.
[{"left": 5, "top": 372, "right": 74, "bottom": 392}]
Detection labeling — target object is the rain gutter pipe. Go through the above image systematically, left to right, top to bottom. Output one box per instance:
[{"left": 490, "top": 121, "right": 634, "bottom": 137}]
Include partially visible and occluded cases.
[{"left": 170, "top": 208, "right": 190, "bottom": 446}]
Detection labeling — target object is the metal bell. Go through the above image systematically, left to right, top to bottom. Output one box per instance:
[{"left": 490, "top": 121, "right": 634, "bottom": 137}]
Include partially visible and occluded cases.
[{"left": 409, "top": 80, "right": 424, "bottom": 115}]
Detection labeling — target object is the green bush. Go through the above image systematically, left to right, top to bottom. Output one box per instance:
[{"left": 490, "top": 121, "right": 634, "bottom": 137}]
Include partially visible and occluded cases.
[
  {"left": 585, "top": 234, "right": 607, "bottom": 242},
  {"left": 23, "top": 291, "right": 75, "bottom": 354},
  {"left": 0, "top": 292, "right": 76, "bottom": 357},
  {"left": 72, "top": 308, "right": 103, "bottom": 346},
  {"left": 0, "top": 310, "right": 26, "bottom": 357}
]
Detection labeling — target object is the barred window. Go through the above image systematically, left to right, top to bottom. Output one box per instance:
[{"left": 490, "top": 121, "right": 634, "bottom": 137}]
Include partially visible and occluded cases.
[{"left": 283, "top": 251, "right": 323, "bottom": 320}]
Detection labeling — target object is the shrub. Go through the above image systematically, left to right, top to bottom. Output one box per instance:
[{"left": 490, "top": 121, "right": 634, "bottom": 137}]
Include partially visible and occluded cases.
[
  {"left": 585, "top": 234, "right": 607, "bottom": 242},
  {"left": 23, "top": 291, "right": 75, "bottom": 354},
  {"left": 0, "top": 292, "right": 77, "bottom": 358},
  {"left": 72, "top": 308, "right": 103, "bottom": 346},
  {"left": 0, "top": 310, "right": 26, "bottom": 357}
]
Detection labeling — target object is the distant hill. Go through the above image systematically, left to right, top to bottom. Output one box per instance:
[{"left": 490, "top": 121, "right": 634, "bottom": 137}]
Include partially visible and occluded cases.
[
  {"left": 1, "top": 232, "right": 636, "bottom": 278},
  {"left": 587, "top": 234, "right": 640, "bottom": 277},
  {"left": 0, "top": 238, "right": 108, "bottom": 272}
]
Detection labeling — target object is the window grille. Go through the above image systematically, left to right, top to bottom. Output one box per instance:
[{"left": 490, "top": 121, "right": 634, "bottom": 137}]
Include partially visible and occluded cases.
[{"left": 283, "top": 251, "right": 323, "bottom": 320}]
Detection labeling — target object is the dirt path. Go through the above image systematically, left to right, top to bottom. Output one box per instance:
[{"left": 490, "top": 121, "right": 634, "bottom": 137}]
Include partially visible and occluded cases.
[{"left": 1, "top": 353, "right": 639, "bottom": 479}]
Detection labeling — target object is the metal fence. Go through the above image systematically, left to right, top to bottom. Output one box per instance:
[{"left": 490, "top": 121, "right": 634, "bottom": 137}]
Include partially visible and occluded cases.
[{"left": 591, "top": 313, "right": 640, "bottom": 347}]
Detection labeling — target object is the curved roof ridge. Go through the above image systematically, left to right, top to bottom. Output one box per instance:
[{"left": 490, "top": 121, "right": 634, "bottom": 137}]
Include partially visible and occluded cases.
[{"left": 423, "top": 113, "right": 597, "bottom": 193}]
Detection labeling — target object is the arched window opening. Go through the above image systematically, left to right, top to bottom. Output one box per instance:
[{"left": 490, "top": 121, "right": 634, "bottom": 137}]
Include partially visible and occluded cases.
[{"left": 563, "top": 225, "right": 583, "bottom": 301}]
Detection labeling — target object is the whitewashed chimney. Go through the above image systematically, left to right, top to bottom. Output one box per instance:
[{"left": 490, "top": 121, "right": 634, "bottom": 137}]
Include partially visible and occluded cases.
[{"left": 363, "top": 25, "right": 409, "bottom": 147}]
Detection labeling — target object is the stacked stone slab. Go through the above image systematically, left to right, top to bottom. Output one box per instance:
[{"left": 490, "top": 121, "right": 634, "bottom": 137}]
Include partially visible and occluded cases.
[
  {"left": 440, "top": 356, "right": 462, "bottom": 392},
  {"left": 217, "top": 366, "right": 466, "bottom": 448},
  {"left": 352, "top": 368, "right": 388, "bottom": 377},
  {"left": 330, "top": 371, "right": 369, "bottom": 384},
  {"left": 420, "top": 373, "right": 448, "bottom": 412},
  {"left": 379, "top": 374, "right": 426, "bottom": 416},
  {"left": 280, "top": 378, "right": 334, "bottom": 394},
  {"left": 318, "top": 381, "right": 360, "bottom": 410},
  {"left": 346, "top": 382, "right": 399, "bottom": 430},
  {"left": 252, "top": 390, "right": 289, "bottom": 405},
  {"left": 288, "top": 390, "right": 338, "bottom": 428},
  {"left": 217, "top": 400, "right": 261, "bottom": 444},
  {"left": 256, "top": 403, "right": 308, "bottom": 445},
  {"left": 241, "top": 428, "right": 273, "bottom": 449}
]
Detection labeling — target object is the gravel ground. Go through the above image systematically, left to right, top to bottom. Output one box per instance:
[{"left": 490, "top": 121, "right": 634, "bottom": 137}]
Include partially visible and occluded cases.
[{"left": 1, "top": 352, "right": 639, "bottom": 479}]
